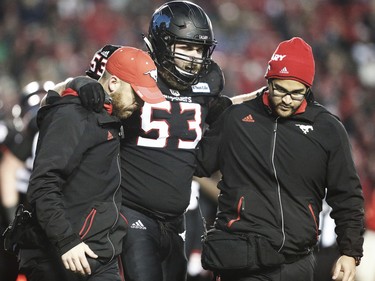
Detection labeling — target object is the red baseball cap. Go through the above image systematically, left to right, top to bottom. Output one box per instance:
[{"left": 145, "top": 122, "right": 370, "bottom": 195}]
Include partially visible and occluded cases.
[
  {"left": 265, "top": 37, "right": 315, "bottom": 87},
  {"left": 105, "top": 47, "right": 165, "bottom": 104}
]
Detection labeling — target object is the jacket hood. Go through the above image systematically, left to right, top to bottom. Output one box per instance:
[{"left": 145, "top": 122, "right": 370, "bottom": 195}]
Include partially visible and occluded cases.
[{"left": 37, "top": 90, "right": 82, "bottom": 128}]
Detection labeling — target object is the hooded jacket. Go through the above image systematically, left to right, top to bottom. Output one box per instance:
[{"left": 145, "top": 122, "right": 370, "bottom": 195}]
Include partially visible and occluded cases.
[
  {"left": 195, "top": 91, "right": 364, "bottom": 258},
  {"left": 27, "top": 92, "right": 126, "bottom": 263}
]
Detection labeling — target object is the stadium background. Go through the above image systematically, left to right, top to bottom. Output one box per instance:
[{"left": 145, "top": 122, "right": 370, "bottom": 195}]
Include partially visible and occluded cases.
[{"left": 0, "top": 0, "right": 374, "bottom": 280}]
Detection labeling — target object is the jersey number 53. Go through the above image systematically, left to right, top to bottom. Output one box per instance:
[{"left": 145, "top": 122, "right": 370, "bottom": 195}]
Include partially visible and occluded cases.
[{"left": 137, "top": 101, "right": 202, "bottom": 149}]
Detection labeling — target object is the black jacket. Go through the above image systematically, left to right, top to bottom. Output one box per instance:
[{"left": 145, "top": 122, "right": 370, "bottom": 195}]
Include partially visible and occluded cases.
[
  {"left": 195, "top": 92, "right": 364, "bottom": 258},
  {"left": 27, "top": 93, "right": 126, "bottom": 263}
]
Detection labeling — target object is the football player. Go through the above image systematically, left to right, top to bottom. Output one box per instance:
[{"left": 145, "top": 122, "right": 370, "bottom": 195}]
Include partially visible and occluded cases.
[
  {"left": 118, "top": 2, "right": 225, "bottom": 281},
  {"left": 0, "top": 81, "right": 53, "bottom": 224}
]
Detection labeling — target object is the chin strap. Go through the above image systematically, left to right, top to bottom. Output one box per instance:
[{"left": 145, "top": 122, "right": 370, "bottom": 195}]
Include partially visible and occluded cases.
[{"left": 143, "top": 34, "right": 155, "bottom": 57}]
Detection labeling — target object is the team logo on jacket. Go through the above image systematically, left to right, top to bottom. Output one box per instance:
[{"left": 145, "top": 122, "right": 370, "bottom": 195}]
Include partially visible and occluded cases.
[
  {"left": 242, "top": 114, "right": 255, "bottom": 122},
  {"left": 296, "top": 124, "right": 313, "bottom": 134}
]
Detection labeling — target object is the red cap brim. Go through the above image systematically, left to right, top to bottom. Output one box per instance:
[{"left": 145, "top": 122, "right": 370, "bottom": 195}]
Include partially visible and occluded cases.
[{"left": 131, "top": 84, "right": 165, "bottom": 104}]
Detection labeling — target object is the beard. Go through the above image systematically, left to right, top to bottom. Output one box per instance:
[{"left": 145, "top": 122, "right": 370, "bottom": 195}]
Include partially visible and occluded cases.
[
  {"left": 158, "top": 68, "right": 190, "bottom": 91},
  {"left": 111, "top": 92, "right": 134, "bottom": 120},
  {"left": 269, "top": 97, "right": 298, "bottom": 118},
  {"left": 112, "top": 104, "right": 132, "bottom": 119}
]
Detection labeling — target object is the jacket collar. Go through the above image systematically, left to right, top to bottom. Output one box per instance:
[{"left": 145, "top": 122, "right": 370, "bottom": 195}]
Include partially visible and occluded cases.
[
  {"left": 260, "top": 91, "right": 331, "bottom": 123},
  {"left": 262, "top": 91, "right": 307, "bottom": 115}
]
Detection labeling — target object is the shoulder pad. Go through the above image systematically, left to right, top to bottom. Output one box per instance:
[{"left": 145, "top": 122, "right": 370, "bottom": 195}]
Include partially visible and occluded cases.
[{"left": 198, "top": 61, "right": 225, "bottom": 96}]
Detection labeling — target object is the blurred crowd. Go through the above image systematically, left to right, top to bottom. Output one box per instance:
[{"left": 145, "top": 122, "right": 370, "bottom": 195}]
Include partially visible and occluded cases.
[{"left": 0, "top": 0, "right": 375, "bottom": 281}]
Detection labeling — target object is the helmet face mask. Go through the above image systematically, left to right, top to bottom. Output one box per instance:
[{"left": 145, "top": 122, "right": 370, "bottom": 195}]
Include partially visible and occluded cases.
[
  {"left": 147, "top": 1, "right": 216, "bottom": 89},
  {"left": 171, "top": 43, "right": 205, "bottom": 75}
]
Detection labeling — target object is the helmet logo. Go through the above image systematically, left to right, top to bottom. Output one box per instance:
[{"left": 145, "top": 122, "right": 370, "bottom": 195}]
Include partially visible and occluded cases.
[
  {"left": 153, "top": 15, "right": 171, "bottom": 29},
  {"left": 198, "top": 35, "right": 209, "bottom": 40},
  {"left": 145, "top": 69, "right": 158, "bottom": 82}
]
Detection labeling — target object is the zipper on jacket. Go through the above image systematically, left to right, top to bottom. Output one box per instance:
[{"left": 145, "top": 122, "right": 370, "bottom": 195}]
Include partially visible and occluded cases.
[
  {"left": 271, "top": 118, "right": 286, "bottom": 252},
  {"left": 107, "top": 152, "right": 122, "bottom": 263},
  {"left": 227, "top": 196, "right": 245, "bottom": 228},
  {"left": 308, "top": 204, "right": 319, "bottom": 241},
  {"left": 79, "top": 208, "right": 97, "bottom": 239}
]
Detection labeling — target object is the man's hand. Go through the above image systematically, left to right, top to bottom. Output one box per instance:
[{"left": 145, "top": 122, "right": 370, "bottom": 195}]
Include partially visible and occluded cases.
[
  {"left": 67, "top": 76, "right": 105, "bottom": 112},
  {"left": 230, "top": 86, "right": 266, "bottom": 104},
  {"left": 206, "top": 95, "right": 232, "bottom": 126},
  {"left": 61, "top": 242, "right": 98, "bottom": 276},
  {"left": 332, "top": 255, "right": 356, "bottom": 281}
]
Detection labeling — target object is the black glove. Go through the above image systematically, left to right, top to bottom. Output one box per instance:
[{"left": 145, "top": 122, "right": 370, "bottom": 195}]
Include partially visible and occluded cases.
[
  {"left": 67, "top": 76, "right": 105, "bottom": 112},
  {"left": 205, "top": 95, "right": 233, "bottom": 126},
  {"left": 3, "top": 204, "right": 47, "bottom": 255}
]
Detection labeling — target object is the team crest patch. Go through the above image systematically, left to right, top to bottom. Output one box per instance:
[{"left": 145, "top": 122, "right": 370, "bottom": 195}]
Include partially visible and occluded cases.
[
  {"left": 192, "top": 82, "right": 210, "bottom": 93},
  {"left": 295, "top": 124, "right": 313, "bottom": 134}
]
